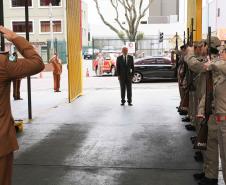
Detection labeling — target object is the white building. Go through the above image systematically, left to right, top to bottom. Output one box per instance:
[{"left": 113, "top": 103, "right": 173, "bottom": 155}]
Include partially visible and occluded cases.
[
  {"left": 202, "top": 0, "right": 226, "bottom": 41},
  {"left": 82, "top": 1, "right": 89, "bottom": 47}
]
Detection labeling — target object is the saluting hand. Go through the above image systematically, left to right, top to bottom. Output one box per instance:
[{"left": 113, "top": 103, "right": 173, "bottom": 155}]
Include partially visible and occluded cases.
[
  {"left": 0, "top": 26, "right": 18, "bottom": 42},
  {"left": 204, "top": 58, "right": 212, "bottom": 71}
]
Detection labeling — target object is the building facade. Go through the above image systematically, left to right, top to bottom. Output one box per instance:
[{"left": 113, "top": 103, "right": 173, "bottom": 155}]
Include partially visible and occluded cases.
[
  {"left": 4, "top": 0, "right": 88, "bottom": 63},
  {"left": 149, "top": 0, "right": 179, "bottom": 24},
  {"left": 202, "top": 0, "right": 226, "bottom": 41}
]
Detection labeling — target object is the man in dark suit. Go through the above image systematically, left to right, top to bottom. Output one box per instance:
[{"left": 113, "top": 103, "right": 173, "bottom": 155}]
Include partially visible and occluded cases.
[{"left": 116, "top": 47, "right": 134, "bottom": 106}]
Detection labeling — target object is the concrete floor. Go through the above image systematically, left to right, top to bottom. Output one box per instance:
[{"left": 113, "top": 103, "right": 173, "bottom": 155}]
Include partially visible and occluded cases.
[{"left": 11, "top": 65, "right": 224, "bottom": 184}]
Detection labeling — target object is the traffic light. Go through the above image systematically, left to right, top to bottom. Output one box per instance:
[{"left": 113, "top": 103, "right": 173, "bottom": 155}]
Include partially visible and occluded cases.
[{"left": 159, "top": 32, "right": 164, "bottom": 43}]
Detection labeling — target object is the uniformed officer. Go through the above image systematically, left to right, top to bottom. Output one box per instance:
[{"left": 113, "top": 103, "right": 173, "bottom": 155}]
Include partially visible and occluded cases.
[
  {"left": 0, "top": 26, "right": 44, "bottom": 185},
  {"left": 185, "top": 37, "right": 221, "bottom": 185},
  {"left": 185, "top": 41, "right": 203, "bottom": 131},
  {"left": 204, "top": 43, "right": 226, "bottom": 185},
  {"left": 177, "top": 45, "right": 189, "bottom": 116},
  {"left": 176, "top": 46, "right": 187, "bottom": 114},
  {"left": 49, "top": 53, "right": 62, "bottom": 92}
]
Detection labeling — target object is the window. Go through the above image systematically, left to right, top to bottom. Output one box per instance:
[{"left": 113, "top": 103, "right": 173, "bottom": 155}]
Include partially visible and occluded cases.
[
  {"left": 11, "top": 0, "right": 32, "bottom": 7},
  {"left": 40, "top": 0, "right": 61, "bottom": 6},
  {"left": 40, "top": 20, "right": 62, "bottom": 33},
  {"left": 12, "top": 21, "right": 33, "bottom": 33},
  {"left": 145, "top": 58, "right": 156, "bottom": 64}
]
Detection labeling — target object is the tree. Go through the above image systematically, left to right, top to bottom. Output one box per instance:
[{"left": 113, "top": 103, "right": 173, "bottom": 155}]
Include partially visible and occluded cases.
[{"left": 93, "top": 0, "right": 150, "bottom": 42}]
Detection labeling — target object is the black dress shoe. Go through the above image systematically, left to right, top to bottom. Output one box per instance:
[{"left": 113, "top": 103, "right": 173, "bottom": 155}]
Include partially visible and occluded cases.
[
  {"left": 14, "top": 98, "right": 23, "bottom": 101},
  {"left": 121, "top": 103, "right": 125, "bottom": 106},
  {"left": 128, "top": 103, "right": 133, "bottom": 106},
  {"left": 179, "top": 110, "right": 188, "bottom": 115},
  {"left": 182, "top": 117, "right": 191, "bottom": 122},
  {"left": 185, "top": 124, "right": 196, "bottom": 131},
  {"left": 193, "top": 172, "right": 205, "bottom": 180},
  {"left": 198, "top": 177, "right": 218, "bottom": 185}
]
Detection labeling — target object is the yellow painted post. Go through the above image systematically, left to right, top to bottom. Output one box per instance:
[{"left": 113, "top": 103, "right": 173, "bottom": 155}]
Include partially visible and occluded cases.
[
  {"left": 66, "top": 0, "right": 83, "bottom": 102},
  {"left": 187, "top": 0, "right": 202, "bottom": 41},
  {"left": 196, "top": 0, "right": 202, "bottom": 40}
]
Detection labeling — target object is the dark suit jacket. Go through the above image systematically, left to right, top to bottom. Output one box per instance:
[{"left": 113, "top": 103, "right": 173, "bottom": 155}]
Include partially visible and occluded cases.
[
  {"left": 0, "top": 36, "right": 44, "bottom": 157},
  {"left": 116, "top": 55, "right": 134, "bottom": 81}
]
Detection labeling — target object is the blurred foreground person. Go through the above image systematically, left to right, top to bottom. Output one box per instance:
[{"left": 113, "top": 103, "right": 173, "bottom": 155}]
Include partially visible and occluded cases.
[{"left": 0, "top": 26, "right": 44, "bottom": 185}]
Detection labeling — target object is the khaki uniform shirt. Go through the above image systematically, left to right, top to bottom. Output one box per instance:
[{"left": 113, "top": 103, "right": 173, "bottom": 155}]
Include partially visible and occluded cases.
[
  {"left": 0, "top": 36, "right": 44, "bottom": 157},
  {"left": 197, "top": 55, "right": 220, "bottom": 115},
  {"left": 209, "top": 58, "right": 226, "bottom": 115}
]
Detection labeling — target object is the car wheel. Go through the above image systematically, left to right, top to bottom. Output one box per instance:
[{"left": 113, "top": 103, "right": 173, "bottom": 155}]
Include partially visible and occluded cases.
[
  {"left": 111, "top": 66, "right": 116, "bottom": 76},
  {"left": 132, "top": 72, "right": 142, "bottom": 83}
]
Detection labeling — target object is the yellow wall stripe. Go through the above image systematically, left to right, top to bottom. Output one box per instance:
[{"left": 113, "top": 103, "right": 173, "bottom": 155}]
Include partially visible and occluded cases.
[{"left": 66, "top": 0, "right": 83, "bottom": 103}]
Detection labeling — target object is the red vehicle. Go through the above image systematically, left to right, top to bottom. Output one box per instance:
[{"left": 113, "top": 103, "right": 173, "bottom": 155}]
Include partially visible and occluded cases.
[{"left": 92, "top": 52, "right": 119, "bottom": 76}]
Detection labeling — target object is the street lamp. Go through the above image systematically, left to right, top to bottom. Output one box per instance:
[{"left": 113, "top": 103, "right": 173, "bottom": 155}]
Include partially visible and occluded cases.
[
  {"left": 25, "top": 0, "right": 32, "bottom": 120},
  {"left": 49, "top": 2, "right": 54, "bottom": 55}
]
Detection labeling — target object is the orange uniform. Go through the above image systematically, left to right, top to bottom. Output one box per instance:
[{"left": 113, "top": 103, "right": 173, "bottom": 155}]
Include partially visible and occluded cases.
[{"left": 50, "top": 55, "right": 62, "bottom": 92}]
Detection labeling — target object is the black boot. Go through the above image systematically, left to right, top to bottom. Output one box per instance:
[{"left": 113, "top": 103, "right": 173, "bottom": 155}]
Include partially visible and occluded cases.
[
  {"left": 182, "top": 116, "right": 191, "bottom": 122},
  {"left": 185, "top": 124, "right": 196, "bottom": 131},
  {"left": 193, "top": 172, "right": 205, "bottom": 180},
  {"left": 198, "top": 177, "right": 218, "bottom": 185}
]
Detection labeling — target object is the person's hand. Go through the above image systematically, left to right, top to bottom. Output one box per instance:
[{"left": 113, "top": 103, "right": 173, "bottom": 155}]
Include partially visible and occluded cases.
[
  {"left": 0, "top": 26, "right": 18, "bottom": 42},
  {"left": 204, "top": 58, "right": 212, "bottom": 70},
  {"left": 118, "top": 76, "right": 120, "bottom": 80}
]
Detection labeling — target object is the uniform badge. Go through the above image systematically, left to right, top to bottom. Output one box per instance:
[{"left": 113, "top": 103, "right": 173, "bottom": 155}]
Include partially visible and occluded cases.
[{"left": 8, "top": 52, "right": 18, "bottom": 62}]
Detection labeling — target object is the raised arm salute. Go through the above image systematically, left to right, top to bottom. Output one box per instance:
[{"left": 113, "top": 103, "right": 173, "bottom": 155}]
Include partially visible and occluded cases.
[{"left": 0, "top": 26, "right": 44, "bottom": 185}]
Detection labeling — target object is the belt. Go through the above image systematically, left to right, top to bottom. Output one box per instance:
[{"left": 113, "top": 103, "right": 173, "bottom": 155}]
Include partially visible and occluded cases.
[{"left": 215, "top": 115, "right": 226, "bottom": 122}]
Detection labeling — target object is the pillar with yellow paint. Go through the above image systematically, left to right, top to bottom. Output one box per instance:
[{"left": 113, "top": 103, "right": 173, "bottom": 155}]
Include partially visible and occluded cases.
[
  {"left": 66, "top": 0, "right": 83, "bottom": 102},
  {"left": 187, "top": 0, "right": 202, "bottom": 41}
]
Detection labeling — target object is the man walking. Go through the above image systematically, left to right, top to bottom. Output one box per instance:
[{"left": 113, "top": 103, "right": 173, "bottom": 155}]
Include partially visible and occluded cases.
[
  {"left": 0, "top": 26, "right": 44, "bottom": 185},
  {"left": 116, "top": 46, "right": 134, "bottom": 106}
]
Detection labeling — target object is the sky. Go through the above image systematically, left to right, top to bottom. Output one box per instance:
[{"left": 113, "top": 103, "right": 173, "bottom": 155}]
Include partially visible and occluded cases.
[
  {"left": 83, "top": 0, "right": 150, "bottom": 25},
  {"left": 83, "top": 0, "right": 109, "bottom": 25}
]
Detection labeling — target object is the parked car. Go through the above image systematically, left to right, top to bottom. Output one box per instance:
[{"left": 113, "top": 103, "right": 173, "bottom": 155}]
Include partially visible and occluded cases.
[
  {"left": 83, "top": 48, "right": 99, "bottom": 60},
  {"left": 92, "top": 52, "right": 119, "bottom": 76},
  {"left": 132, "top": 56, "right": 177, "bottom": 83}
]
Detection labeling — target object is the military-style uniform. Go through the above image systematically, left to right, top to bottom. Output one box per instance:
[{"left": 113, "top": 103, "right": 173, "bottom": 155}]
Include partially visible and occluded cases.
[
  {"left": 0, "top": 35, "right": 44, "bottom": 185},
  {"left": 185, "top": 39, "right": 220, "bottom": 183},
  {"left": 184, "top": 42, "right": 206, "bottom": 129},
  {"left": 208, "top": 47, "right": 226, "bottom": 183},
  {"left": 197, "top": 55, "right": 220, "bottom": 181},
  {"left": 49, "top": 56, "right": 62, "bottom": 92}
]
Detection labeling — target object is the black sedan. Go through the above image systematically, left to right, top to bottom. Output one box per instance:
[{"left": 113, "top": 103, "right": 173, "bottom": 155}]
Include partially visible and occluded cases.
[{"left": 132, "top": 56, "right": 177, "bottom": 83}]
